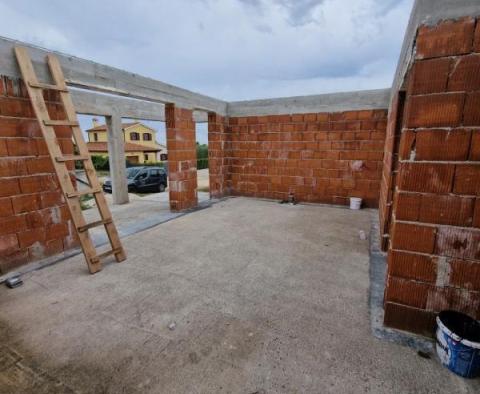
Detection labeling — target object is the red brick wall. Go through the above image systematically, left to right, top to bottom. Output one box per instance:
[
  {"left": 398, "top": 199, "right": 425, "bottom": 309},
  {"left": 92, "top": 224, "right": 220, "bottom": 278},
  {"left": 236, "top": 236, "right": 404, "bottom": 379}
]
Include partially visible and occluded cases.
[
  {"left": 383, "top": 17, "right": 480, "bottom": 337},
  {"left": 0, "top": 76, "right": 77, "bottom": 274},
  {"left": 379, "top": 92, "right": 406, "bottom": 251},
  {"left": 165, "top": 104, "right": 198, "bottom": 211},
  {"left": 226, "top": 110, "right": 387, "bottom": 206},
  {"left": 207, "top": 112, "right": 231, "bottom": 198}
]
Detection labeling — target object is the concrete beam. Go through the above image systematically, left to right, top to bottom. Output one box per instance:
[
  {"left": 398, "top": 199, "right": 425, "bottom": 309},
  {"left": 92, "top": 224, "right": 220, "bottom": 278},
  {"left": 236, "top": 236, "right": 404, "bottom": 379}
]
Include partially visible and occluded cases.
[
  {"left": 390, "top": 0, "right": 480, "bottom": 108},
  {"left": 0, "top": 36, "right": 227, "bottom": 115},
  {"left": 0, "top": 37, "right": 391, "bottom": 121},
  {"left": 226, "top": 88, "right": 391, "bottom": 117},
  {"left": 71, "top": 89, "right": 208, "bottom": 122},
  {"left": 106, "top": 111, "right": 129, "bottom": 204}
]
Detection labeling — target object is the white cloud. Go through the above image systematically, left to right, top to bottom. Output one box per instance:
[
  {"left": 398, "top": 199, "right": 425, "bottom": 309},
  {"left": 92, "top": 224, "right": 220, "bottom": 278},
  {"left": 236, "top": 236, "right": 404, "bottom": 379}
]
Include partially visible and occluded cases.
[
  {"left": 0, "top": 0, "right": 414, "bottom": 101},
  {"left": 0, "top": 2, "right": 70, "bottom": 50}
]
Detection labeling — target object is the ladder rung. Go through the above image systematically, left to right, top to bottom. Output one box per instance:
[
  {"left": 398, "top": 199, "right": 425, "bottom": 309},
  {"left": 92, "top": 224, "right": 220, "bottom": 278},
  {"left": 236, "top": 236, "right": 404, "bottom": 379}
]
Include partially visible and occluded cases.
[
  {"left": 28, "top": 81, "right": 68, "bottom": 92},
  {"left": 43, "top": 120, "right": 79, "bottom": 127},
  {"left": 56, "top": 155, "right": 89, "bottom": 162},
  {"left": 66, "top": 188, "right": 102, "bottom": 198},
  {"left": 78, "top": 219, "right": 113, "bottom": 233},
  {"left": 93, "top": 248, "right": 123, "bottom": 262}
]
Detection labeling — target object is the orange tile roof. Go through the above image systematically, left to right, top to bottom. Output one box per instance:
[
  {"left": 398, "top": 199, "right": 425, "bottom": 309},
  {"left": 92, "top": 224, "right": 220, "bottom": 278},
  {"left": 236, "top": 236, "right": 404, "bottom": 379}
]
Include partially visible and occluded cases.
[
  {"left": 86, "top": 122, "right": 138, "bottom": 132},
  {"left": 86, "top": 142, "right": 162, "bottom": 152}
]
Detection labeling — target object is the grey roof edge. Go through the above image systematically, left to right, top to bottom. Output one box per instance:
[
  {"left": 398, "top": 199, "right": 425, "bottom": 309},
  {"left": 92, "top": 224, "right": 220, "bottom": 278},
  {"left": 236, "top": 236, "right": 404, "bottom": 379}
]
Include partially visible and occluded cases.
[{"left": 226, "top": 88, "right": 391, "bottom": 117}]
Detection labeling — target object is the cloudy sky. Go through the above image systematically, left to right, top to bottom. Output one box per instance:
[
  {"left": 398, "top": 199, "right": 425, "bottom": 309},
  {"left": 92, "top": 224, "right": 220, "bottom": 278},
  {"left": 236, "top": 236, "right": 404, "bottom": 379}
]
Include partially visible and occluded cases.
[{"left": 0, "top": 0, "right": 414, "bottom": 143}]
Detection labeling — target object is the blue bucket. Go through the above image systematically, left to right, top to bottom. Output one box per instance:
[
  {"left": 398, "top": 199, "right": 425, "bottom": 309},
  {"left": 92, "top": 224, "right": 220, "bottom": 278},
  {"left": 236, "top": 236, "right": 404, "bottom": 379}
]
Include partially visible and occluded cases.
[{"left": 436, "top": 310, "right": 480, "bottom": 378}]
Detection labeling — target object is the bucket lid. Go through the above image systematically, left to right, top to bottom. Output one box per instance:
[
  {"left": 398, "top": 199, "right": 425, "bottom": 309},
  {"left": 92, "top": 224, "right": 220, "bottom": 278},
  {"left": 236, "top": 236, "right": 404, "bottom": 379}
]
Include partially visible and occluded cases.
[{"left": 437, "top": 310, "right": 480, "bottom": 348}]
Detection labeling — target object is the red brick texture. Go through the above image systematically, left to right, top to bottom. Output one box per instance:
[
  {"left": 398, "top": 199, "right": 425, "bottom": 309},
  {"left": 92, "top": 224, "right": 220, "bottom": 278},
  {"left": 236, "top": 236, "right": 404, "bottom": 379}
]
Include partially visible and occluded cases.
[
  {"left": 382, "top": 17, "right": 480, "bottom": 336},
  {"left": 416, "top": 17, "right": 475, "bottom": 59},
  {"left": 0, "top": 76, "right": 77, "bottom": 274},
  {"left": 379, "top": 92, "right": 406, "bottom": 251},
  {"left": 165, "top": 104, "right": 198, "bottom": 211},
  {"left": 225, "top": 110, "right": 387, "bottom": 206},
  {"left": 207, "top": 112, "right": 231, "bottom": 198}
]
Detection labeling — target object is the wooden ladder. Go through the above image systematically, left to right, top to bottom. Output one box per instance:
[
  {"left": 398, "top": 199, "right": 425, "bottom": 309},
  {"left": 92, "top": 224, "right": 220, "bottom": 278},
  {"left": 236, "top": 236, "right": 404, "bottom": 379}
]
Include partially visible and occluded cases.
[{"left": 14, "top": 46, "right": 126, "bottom": 274}]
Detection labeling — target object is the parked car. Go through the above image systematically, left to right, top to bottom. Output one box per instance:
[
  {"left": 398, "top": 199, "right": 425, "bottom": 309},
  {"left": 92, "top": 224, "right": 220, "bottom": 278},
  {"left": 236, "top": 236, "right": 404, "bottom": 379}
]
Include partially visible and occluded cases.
[{"left": 102, "top": 166, "right": 168, "bottom": 193}]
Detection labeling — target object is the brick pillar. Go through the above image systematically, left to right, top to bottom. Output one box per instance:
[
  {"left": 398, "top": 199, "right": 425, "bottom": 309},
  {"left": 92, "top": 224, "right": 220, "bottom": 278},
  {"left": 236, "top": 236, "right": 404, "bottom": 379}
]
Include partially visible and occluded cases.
[
  {"left": 383, "top": 17, "right": 480, "bottom": 337},
  {"left": 0, "top": 76, "right": 77, "bottom": 274},
  {"left": 165, "top": 104, "right": 197, "bottom": 211},
  {"left": 207, "top": 112, "right": 230, "bottom": 198}
]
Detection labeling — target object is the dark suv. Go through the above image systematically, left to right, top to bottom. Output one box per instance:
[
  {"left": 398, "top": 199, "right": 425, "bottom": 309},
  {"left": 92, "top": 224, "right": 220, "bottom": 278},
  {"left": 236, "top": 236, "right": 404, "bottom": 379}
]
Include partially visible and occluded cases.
[{"left": 103, "top": 166, "right": 168, "bottom": 193}]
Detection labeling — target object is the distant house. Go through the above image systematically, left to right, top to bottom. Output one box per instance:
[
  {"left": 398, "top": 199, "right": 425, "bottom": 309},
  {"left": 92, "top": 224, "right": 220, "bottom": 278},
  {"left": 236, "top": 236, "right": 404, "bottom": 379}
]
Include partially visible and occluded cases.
[{"left": 85, "top": 119, "right": 168, "bottom": 164}]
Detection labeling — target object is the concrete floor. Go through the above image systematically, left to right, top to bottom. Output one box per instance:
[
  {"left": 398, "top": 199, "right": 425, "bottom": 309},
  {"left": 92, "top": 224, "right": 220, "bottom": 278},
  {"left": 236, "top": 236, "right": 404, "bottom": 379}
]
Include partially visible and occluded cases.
[
  {"left": 197, "top": 168, "right": 209, "bottom": 191},
  {"left": 84, "top": 190, "right": 211, "bottom": 246},
  {"left": 0, "top": 198, "right": 478, "bottom": 393}
]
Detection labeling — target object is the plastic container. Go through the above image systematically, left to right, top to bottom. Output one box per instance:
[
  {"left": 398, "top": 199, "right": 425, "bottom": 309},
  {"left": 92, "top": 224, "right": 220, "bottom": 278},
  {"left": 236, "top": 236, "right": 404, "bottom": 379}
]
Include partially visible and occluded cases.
[
  {"left": 349, "top": 197, "right": 362, "bottom": 210},
  {"left": 436, "top": 310, "right": 480, "bottom": 378}
]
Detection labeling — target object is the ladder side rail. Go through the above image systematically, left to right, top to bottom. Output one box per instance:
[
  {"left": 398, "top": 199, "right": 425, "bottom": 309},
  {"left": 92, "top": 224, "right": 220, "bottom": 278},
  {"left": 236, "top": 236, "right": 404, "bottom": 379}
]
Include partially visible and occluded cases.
[{"left": 47, "top": 54, "right": 126, "bottom": 263}]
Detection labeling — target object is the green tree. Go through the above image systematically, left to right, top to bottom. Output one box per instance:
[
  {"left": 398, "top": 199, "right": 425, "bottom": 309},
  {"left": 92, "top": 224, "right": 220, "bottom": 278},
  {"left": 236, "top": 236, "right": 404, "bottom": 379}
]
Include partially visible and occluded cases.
[{"left": 196, "top": 143, "right": 209, "bottom": 170}]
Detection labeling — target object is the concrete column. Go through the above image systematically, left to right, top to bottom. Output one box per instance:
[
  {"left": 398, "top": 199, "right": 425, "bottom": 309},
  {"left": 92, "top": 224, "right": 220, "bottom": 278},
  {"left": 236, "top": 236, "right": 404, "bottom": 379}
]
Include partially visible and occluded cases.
[{"left": 106, "top": 111, "right": 129, "bottom": 204}]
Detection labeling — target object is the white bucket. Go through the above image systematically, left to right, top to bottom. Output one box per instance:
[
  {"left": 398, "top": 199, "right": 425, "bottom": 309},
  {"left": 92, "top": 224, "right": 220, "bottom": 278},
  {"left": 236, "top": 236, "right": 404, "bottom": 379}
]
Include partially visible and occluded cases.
[{"left": 350, "top": 197, "right": 362, "bottom": 210}]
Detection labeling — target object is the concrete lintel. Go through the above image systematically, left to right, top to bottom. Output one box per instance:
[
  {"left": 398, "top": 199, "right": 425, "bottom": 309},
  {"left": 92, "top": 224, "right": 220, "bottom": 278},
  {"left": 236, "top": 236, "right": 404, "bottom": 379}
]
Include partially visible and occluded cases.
[
  {"left": 413, "top": 0, "right": 480, "bottom": 27},
  {"left": 0, "top": 36, "right": 227, "bottom": 115},
  {"left": 226, "top": 88, "right": 391, "bottom": 117},
  {"left": 71, "top": 89, "right": 208, "bottom": 122}
]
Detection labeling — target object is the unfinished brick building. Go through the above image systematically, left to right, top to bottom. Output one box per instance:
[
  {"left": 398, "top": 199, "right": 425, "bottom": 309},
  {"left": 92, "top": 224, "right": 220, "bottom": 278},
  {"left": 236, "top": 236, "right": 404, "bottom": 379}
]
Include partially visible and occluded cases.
[
  {"left": 0, "top": 0, "right": 479, "bottom": 363},
  {"left": 380, "top": 10, "right": 480, "bottom": 336}
]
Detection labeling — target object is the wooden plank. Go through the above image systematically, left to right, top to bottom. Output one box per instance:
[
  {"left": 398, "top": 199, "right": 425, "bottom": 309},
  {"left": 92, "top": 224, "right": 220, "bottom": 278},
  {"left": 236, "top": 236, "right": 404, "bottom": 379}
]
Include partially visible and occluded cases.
[
  {"left": 14, "top": 46, "right": 101, "bottom": 274},
  {"left": 47, "top": 53, "right": 126, "bottom": 264},
  {"left": 29, "top": 81, "right": 68, "bottom": 92},
  {"left": 43, "top": 120, "right": 79, "bottom": 127},
  {"left": 55, "top": 155, "right": 89, "bottom": 162},
  {"left": 65, "top": 188, "right": 101, "bottom": 198},
  {"left": 78, "top": 219, "right": 112, "bottom": 233},
  {"left": 93, "top": 248, "right": 123, "bottom": 262}
]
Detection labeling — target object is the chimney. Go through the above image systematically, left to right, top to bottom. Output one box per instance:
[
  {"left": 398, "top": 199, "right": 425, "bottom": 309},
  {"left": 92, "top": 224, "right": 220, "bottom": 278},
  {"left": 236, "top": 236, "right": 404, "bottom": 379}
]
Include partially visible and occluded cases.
[{"left": 92, "top": 118, "right": 100, "bottom": 128}]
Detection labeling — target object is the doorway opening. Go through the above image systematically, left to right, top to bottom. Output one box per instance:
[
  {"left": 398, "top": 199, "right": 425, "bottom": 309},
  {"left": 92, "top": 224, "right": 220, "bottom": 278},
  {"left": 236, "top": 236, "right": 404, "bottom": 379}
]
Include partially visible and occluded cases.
[{"left": 195, "top": 119, "right": 210, "bottom": 202}]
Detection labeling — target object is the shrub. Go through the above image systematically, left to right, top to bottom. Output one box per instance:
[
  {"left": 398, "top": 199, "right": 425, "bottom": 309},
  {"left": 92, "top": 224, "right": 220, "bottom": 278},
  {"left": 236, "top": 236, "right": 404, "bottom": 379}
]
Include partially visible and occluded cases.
[
  {"left": 197, "top": 143, "right": 209, "bottom": 170},
  {"left": 91, "top": 155, "right": 110, "bottom": 171},
  {"left": 197, "top": 158, "right": 209, "bottom": 170},
  {"left": 133, "top": 161, "right": 165, "bottom": 168}
]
